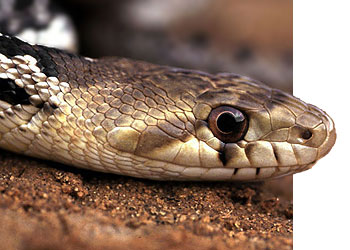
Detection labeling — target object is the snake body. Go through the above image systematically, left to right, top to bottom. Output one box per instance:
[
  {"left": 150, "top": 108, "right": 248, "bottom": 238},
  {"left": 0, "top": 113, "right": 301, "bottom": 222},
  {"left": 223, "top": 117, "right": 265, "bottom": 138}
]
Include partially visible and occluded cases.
[{"left": 0, "top": 34, "right": 336, "bottom": 181}]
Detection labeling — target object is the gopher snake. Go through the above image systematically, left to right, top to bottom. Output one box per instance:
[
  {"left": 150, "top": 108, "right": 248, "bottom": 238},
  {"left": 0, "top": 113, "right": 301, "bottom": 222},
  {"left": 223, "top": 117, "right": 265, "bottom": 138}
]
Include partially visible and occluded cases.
[{"left": 0, "top": 34, "right": 336, "bottom": 181}]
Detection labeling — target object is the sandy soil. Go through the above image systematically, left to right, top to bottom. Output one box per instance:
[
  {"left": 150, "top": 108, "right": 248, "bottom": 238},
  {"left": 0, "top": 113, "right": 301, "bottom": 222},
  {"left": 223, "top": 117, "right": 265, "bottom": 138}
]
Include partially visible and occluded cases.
[{"left": 0, "top": 150, "right": 292, "bottom": 250}]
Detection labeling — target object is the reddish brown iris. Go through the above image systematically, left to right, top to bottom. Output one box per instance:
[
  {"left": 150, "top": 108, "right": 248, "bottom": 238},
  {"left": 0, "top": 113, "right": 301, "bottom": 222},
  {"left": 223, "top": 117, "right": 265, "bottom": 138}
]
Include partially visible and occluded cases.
[{"left": 208, "top": 106, "right": 248, "bottom": 143}]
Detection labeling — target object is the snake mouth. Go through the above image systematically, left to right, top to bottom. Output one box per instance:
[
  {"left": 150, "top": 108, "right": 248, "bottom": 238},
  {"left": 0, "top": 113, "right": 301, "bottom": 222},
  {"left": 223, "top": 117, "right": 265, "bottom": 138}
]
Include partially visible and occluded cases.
[
  {"left": 207, "top": 161, "right": 320, "bottom": 181},
  {"left": 158, "top": 162, "right": 319, "bottom": 181},
  {"left": 231, "top": 162, "right": 316, "bottom": 182},
  {"left": 230, "top": 164, "right": 314, "bottom": 182}
]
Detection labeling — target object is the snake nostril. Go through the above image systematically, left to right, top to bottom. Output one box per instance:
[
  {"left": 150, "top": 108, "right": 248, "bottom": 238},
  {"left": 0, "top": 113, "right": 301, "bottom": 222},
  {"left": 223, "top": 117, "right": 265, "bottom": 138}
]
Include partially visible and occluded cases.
[{"left": 301, "top": 129, "right": 313, "bottom": 140}]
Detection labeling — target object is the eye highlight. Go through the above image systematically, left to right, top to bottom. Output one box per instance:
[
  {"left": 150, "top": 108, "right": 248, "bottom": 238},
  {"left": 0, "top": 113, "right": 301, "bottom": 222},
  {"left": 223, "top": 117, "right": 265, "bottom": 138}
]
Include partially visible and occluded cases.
[{"left": 208, "top": 106, "right": 248, "bottom": 143}]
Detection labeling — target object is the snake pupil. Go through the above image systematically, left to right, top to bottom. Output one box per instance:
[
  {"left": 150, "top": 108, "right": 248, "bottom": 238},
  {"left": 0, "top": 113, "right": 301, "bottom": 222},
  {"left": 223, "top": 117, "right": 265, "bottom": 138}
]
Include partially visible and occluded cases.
[
  {"left": 208, "top": 106, "right": 248, "bottom": 143},
  {"left": 217, "top": 112, "right": 237, "bottom": 133}
]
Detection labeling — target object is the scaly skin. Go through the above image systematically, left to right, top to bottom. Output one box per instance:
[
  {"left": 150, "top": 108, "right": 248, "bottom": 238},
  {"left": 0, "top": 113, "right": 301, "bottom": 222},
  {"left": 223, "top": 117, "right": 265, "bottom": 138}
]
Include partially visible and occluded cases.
[{"left": 0, "top": 34, "right": 336, "bottom": 181}]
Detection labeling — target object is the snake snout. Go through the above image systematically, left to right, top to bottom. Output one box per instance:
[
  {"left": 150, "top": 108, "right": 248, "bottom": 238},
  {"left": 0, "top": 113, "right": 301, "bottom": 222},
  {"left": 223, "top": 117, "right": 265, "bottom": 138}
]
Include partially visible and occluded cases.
[
  {"left": 294, "top": 104, "right": 336, "bottom": 165},
  {"left": 315, "top": 108, "right": 336, "bottom": 160}
]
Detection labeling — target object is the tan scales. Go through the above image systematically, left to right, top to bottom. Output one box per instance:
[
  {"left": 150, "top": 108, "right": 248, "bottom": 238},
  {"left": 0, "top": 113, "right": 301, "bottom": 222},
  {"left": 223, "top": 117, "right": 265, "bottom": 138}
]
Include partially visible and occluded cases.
[{"left": 0, "top": 34, "right": 336, "bottom": 181}]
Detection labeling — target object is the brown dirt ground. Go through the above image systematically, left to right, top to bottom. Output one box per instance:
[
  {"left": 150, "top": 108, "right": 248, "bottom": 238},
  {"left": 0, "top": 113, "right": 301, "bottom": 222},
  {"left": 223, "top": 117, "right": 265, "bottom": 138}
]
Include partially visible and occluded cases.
[{"left": 0, "top": 150, "right": 292, "bottom": 250}]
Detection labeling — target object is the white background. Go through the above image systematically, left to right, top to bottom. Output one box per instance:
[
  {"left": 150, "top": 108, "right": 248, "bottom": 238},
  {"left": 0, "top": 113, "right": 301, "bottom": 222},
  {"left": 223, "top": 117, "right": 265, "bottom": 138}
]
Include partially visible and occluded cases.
[{"left": 294, "top": 1, "right": 350, "bottom": 249}]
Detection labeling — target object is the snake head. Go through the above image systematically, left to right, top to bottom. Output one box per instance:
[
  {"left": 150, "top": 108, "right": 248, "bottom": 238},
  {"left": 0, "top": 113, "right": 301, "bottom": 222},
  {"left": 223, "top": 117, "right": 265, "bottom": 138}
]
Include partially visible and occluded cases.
[
  {"left": 106, "top": 67, "right": 336, "bottom": 181},
  {"left": 190, "top": 75, "right": 336, "bottom": 180}
]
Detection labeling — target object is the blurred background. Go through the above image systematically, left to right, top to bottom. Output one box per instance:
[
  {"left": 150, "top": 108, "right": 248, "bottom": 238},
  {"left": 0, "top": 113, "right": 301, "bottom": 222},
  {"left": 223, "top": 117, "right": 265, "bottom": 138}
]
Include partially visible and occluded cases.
[
  {"left": 0, "top": 0, "right": 293, "bottom": 197},
  {"left": 0, "top": 0, "right": 292, "bottom": 92}
]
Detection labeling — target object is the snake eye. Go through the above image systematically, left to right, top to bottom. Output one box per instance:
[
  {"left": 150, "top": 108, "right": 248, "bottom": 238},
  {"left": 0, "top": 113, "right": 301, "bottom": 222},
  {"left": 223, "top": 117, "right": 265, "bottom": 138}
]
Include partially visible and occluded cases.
[{"left": 208, "top": 106, "right": 248, "bottom": 143}]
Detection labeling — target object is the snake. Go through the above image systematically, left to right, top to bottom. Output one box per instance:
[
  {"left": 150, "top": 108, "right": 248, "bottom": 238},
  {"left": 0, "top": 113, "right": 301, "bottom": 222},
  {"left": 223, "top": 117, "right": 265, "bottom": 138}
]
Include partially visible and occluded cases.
[{"left": 0, "top": 33, "right": 336, "bottom": 181}]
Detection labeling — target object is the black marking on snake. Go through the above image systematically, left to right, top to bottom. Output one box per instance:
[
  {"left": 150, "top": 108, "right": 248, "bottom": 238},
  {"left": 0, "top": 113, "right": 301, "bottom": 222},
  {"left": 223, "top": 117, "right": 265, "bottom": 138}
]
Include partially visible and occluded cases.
[
  {"left": 0, "top": 35, "right": 59, "bottom": 77},
  {"left": 0, "top": 35, "right": 37, "bottom": 58},
  {"left": 0, "top": 78, "right": 31, "bottom": 105},
  {"left": 43, "top": 102, "right": 56, "bottom": 115},
  {"left": 49, "top": 102, "right": 58, "bottom": 109},
  {"left": 18, "top": 126, "right": 27, "bottom": 132},
  {"left": 270, "top": 143, "right": 279, "bottom": 164},
  {"left": 244, "top": 144, "right": 253, "bottom": 157},
  {"left": 218, "top": 149, "right": 227, "bottom": 166},
  {"left": 273, "top": 149, "right": 279, "bottom": 163},
  {"left": 219, "top": 152, "right": 226, "bottom": 166},
  {"left": 256, "top": 167, "right": 260, "bottom": 176}
]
